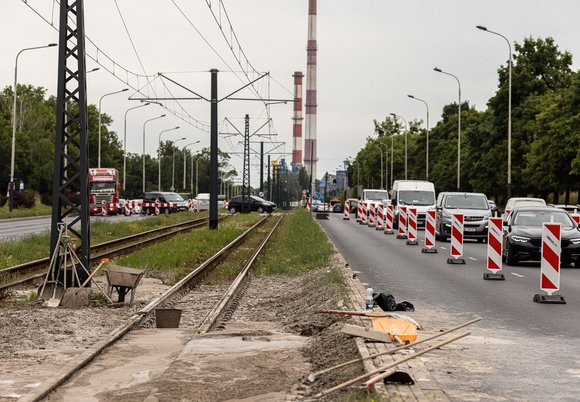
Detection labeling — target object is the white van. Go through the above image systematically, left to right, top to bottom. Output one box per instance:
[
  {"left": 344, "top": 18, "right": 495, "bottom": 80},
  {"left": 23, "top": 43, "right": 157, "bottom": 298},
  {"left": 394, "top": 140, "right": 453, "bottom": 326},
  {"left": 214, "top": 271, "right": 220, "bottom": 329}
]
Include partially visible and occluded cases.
[
  {"left": 390, "top": 180, "right": 436, "bottom": 228},
  {"left": 194, "top": 193, "right": 225, "bottom": 210}
]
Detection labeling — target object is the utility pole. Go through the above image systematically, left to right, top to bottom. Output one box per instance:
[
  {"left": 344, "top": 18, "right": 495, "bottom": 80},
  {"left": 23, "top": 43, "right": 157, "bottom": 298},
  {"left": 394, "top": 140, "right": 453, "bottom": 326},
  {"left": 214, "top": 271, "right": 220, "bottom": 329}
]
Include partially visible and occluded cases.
[
  {"left": 50, "top": 0, "right": 90, "bottom": 283},
  {"left": 209, "top": 69, "right": 218, "bottom": 229},
  {"left": 242, "top": 114, "right": 251, "bottom": 212},
  {"left": 260, "top": 141, "right": 264, "bottom": 194},
  {"left": 267, "top": 155, "right": 271, "bottom": 201}
]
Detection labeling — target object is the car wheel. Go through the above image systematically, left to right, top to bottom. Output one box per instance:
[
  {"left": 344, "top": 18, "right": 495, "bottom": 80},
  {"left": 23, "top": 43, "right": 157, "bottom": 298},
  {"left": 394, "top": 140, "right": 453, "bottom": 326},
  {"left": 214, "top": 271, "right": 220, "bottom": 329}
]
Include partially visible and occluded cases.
[
  {"left": 229, "top": 206, "right": 237, "bottom": 214},
  {"left": 257, "top": 206, "right": 265, "bottom": 213},
  {"left": 164, "top": 208, "right": 170, "bottom": 214},
  {"left": 505, "top": 244, "right": 517, "bottom": 266}
]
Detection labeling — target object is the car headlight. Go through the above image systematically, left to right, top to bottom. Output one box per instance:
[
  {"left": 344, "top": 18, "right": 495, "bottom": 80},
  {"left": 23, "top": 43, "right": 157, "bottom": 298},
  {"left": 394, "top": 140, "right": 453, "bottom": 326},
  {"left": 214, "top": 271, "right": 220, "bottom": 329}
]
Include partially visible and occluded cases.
[
  {"left": 511, "top": 235, "right": 530, "bottom": 243},
  {"left": 571, "top": 238, "right": 580, "bottom": 245}
]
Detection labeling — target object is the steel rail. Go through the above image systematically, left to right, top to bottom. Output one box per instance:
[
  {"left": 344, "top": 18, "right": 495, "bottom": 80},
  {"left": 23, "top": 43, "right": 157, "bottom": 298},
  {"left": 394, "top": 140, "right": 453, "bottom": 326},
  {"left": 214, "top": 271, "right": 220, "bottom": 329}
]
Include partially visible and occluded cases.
[{"left": 22, "top": 214, "right": 277, "bottom": 402}]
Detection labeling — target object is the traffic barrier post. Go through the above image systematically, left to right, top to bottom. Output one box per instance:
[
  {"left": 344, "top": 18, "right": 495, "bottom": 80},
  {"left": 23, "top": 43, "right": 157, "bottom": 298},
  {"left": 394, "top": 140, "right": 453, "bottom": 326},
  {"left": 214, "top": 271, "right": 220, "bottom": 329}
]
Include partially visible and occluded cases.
[
  {"left": 155, "top": 199, "right": 161, "bottom": 216},
  {"left": 101, "top": 200, "right": 107, "bottom": 216},
  {"left": 343, "top": 200, "right": 350, "bottom": 220},
  {"left": 124, "top": 201, "right": 132, "bottom": 216},
  {"left": 356, "top": 201, "right": 361, "bottom": 223},
  {"left": 360, "top": 202, "right": 368, "bottom": 225},
  {"left": 376, "top": 203, "right": 384, "bottom": 230},
  {"left": 368, "top": 204, "right": 376, "bottom": 228},
  {"left": 384, "top": 204, "right": 394, "bottom": 235},
  {"left": 396, "top": 206, "right": 408, "bottom": 239},
  {"left": 406, "top": 207, "right": 419, "bottom": 245},
  {"left": 421, "top": 209, "right": 438, "bottom": 253},
  {"left": 447, "top": 213, "right": 465, "bottom": 264},
  {"left": 571, "top": 214, "right": 580, "bottom": 224},
  {"left": 484, "top": 218, "right": 505, "bottom": 280},
  {"left": 534, "top": 223, "right": 566, "bottom": 304}
]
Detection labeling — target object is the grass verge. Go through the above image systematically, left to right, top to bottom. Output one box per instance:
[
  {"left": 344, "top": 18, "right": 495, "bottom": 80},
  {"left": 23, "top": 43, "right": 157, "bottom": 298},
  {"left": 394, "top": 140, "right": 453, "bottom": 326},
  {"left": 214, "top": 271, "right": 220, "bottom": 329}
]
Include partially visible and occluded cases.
[
  {"left": 0, "top": 202, "right": 52, "bottom": 219},
  {"left": 0, "top": 212, "right": 207, "bottom": 270}
]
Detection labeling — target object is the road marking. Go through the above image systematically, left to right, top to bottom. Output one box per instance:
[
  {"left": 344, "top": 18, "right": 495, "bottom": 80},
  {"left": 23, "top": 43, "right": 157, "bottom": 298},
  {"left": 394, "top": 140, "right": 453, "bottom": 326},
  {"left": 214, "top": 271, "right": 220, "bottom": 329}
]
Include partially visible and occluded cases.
[
  {"left": 440, "top": 246, "right": 447, "bottom": 250},
  {"left": 468, "top": 257, "right": 477, "bottom": 261},
  {"left": 352, "top": 270, "right": 362, "bottom": 274},
  {"left": 511, "top": 273, "right": 524, "bottom": 278}
]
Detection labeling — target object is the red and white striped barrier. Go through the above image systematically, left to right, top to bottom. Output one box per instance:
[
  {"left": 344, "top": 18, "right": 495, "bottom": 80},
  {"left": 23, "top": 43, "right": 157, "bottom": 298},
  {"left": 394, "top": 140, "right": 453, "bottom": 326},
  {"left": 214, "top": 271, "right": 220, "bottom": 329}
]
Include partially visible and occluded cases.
[
  {"left": 306, "top": 198, "right": 311, "bottom": 211},
  {"left": 154, "top": 199, "right": 161, "bottom": 215},
  {"left": 101, "top": 200, "right": 107, "bottom": 216},
  {"left": 343, "top": 200, "right": 350, "bottom": 220},
  {"left": 124, "top": 201, "right": 132, "bottom": 216},
  {"left": 356, "top": 201, "right": 362, "bottom": 223},
  {"left": 360, "top": 202, "right": 368, "bottom": 225},
  {"left": 376, "top": 203, "right": 384, "bottom": 230},
  {"left": 368, "top": 204, "right": 376, "bottom": 227},
  {"left": 384, "top": 204, "right": 394, "bottom": 235},
  {"left": 396, "top": 207, "right": 407, "bottom": 239},
  {"left": 406, "top": 207, "right": 418, "bottom": 245},
  {"left": 421, "top": 210, "right": 438, "bottom": 253},
  {"left": 447, "top": 213, "right": 465, "bottom": 264},
  {"left": 571, "top": 214, "right": 580, "bottom": 224},
  {"left": 484, "top": 218, "right": 505, "bottom": 280},
  {"left": 534, "top": 223, "right": 566, "bottom": 303}
]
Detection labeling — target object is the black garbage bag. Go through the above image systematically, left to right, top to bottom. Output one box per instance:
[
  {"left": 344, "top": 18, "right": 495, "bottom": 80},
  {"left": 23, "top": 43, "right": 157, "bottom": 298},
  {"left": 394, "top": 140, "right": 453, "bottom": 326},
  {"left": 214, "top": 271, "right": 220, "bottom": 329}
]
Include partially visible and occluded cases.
[
  {"left": 373, "top": 292, "right": 397, "bottom": 311},
  {"left": 395, "top": 301, "right": 415, "bottom": 312}
]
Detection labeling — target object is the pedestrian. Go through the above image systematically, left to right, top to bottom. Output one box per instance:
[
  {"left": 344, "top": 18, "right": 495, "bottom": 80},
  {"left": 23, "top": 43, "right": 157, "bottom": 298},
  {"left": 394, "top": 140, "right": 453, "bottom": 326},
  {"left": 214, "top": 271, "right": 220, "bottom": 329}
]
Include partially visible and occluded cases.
[{"left": 19, "top": 180, "right": 24, "bottom": 193}]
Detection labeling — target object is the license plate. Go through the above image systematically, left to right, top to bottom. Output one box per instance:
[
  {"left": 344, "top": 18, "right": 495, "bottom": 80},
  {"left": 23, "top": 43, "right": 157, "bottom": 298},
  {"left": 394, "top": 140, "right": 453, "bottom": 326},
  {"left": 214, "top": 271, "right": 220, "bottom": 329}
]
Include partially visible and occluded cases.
[{"left": 465, "top": 228, "right": 477, "bottom": 232}]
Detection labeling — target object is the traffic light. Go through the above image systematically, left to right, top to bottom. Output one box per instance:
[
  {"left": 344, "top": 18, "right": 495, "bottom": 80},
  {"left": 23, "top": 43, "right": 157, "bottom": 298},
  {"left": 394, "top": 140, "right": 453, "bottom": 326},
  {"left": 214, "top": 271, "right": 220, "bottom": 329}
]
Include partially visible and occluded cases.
[{"left": 332, "top": 178, "right": 337, "bottom": 186}]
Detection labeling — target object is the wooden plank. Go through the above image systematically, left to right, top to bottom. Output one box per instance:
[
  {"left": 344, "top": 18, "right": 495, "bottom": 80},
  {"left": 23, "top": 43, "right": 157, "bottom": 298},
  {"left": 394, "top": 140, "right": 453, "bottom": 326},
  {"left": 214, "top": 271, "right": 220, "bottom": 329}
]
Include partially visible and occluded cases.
[{"left": 342, "top": 324, "right": 391, "bottom": 343}]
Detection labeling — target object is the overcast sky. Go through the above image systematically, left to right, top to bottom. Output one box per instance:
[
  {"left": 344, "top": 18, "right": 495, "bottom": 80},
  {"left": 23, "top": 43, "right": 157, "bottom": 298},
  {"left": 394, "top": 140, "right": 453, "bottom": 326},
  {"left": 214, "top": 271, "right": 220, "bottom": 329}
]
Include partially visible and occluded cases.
[{"left": 2, "top": 0, "right": 579, "bottom": 186}]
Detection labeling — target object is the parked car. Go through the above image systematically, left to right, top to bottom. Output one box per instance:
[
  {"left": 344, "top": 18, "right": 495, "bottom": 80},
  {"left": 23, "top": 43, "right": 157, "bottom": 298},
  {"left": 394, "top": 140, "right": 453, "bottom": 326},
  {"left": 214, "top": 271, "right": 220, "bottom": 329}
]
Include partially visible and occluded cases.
[
  {"left": 435, "top": 192, "right": 491, "bottom": 243},
  {"left": 228, "top": 195, "right": 276, "bottom": 214},
  {"left": 502, "top": 197, "right": 546, "bottom": 220},
  {"left": 346, "top": 198, "right": 358, "bottom": 214},
  {"left": 332, "top": 203, "right": 344, "bottom": 213},
  {"left": 550, "top": 204, "right": 580, "bottom": 214},
  {"left": 503, "top": 207, "right": 580, "bottom": 266}
]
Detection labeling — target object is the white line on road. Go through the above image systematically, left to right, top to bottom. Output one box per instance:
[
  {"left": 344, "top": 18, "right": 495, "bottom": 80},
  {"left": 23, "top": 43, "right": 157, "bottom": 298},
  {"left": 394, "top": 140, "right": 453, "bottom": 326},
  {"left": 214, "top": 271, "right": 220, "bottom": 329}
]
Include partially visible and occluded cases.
[
  {"left": 440, "top": 246, "right": 447, "bottom": 250},
  {"left": 468, "top": 257, "right": 478, "bottom": 261},
  {"left": 352, "top": 270, "right": 362, "bottom": 274},
  {"left": 511, "top": 273, "right": 525, "bottom": 278}
]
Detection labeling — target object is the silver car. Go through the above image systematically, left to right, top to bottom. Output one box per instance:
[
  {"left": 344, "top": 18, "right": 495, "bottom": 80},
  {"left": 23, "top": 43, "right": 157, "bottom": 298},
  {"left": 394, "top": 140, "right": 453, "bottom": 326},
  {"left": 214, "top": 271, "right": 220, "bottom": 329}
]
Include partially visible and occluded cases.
[{"left": 435, "top": 192, "right": 491, "bottom": 243}]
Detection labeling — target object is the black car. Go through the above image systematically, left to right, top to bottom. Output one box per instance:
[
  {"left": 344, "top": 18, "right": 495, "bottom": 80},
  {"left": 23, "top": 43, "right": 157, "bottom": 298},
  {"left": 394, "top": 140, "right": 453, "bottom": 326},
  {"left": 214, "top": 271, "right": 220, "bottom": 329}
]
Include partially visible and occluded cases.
[
  {"left": 141, "top": 192, "right": 180, "bottom": 215},
  {"left": 228, "top": 195, "right": 276, "bottom": 214},
  {"left": 332, "top": 203, "right": 344, "bottom": 213},
  {"left": 503, "top": 207, "right": 580, "bottom": 266}
]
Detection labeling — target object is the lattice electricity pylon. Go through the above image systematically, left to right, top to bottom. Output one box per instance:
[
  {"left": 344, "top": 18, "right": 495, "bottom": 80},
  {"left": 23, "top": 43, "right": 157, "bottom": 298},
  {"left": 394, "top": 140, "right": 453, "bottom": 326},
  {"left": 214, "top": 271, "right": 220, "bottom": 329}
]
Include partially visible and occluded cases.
[
  {"left": 50, "top": 0, "right": 90, "bottom": 284},
  {"left": 241, "top": 114, "right": 251, "bottom": 212}
]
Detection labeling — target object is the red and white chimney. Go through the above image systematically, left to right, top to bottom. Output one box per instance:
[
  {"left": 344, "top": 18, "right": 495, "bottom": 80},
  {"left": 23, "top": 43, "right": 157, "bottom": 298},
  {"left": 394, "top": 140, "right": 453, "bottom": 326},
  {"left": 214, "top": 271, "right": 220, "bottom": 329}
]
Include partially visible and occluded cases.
[
  {"left": 304, "top": 0, "right": 318, "bottom": 184},
  {"left": 292, "top": 71, "right": 304, "bottom": 169}
]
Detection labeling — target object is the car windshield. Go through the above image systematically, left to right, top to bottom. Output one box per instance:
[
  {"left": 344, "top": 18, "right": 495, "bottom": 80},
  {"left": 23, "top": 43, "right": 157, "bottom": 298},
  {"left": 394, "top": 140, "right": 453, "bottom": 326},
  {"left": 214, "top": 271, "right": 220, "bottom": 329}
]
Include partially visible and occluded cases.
[
  {"left": 90, "top": 182, "right": 116, "bottom": 193},
  {"left": 364, "top": 191, "right": 389, "bottom": 201},
  {"left": 399, "top": 191, "right": 435, "bottom": 206},
  {"left": 164, "top": 193, "right": 184, "bottom": 202},
  {"left": 444, "top": 195, "right": 488, "bottom": 209},
  {"left": 513, "top": 211, "right": 575, "bottom": 229}
]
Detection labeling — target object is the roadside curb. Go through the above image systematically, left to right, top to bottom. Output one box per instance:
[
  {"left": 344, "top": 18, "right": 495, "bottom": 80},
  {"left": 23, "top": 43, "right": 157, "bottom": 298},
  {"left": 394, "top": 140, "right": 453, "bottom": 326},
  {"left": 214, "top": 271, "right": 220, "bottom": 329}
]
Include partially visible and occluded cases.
[
  {"left": 0, "top": 214, "right": 51, "bottom": 222},
  {"left": 321, "top": 219, "right": 449, "bottom": 401}
]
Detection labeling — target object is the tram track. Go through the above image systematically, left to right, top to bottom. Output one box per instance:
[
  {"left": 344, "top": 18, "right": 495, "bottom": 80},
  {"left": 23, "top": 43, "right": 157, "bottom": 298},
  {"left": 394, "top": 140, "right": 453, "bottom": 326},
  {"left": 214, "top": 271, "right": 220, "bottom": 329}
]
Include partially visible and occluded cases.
[
  {"left": 21, "top": 213, "right": 283, "bottom": 402},
  {"left": 0, "top": 216, "right": 221, "bottom": 294}
]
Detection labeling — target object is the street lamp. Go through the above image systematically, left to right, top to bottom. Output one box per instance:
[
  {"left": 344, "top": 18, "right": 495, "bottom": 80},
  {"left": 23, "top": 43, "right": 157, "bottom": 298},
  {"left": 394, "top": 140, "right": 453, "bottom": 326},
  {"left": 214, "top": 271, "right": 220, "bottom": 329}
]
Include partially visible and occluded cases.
[
  {"left": 476, "top": 25, "right": 512, "bottom": 199},
  {"left": 9, "top": 43, "right": 57, "bottom": 217},
  {"left": 434, "top": 67, "right": 462, "bottom": 191},
  {"left": 98, "top": 88, "right": 128, "bottom": 168},
  {"left": 407, "top": 94, "right": 430, "bottom": 181},
  {"left": 123, "top": 102, "right": 150, "bottom": 192},
  {"left": 390, "top": 113, "right": 408, "bottom": 180},
  {"left": 142, "top": 114, "right": 166, "bottom": 193},
  {"left": 158, "top": 126, "right": 180, "bottom": 191},
  {"left": 171, "top": 138, "right": 187, "bottom": 191},
  {"left": 184, "top": 141, "right": 201, "bottom": 192},
  {"left": 377, "top": 142, "right": 389, "bottom": 190}
]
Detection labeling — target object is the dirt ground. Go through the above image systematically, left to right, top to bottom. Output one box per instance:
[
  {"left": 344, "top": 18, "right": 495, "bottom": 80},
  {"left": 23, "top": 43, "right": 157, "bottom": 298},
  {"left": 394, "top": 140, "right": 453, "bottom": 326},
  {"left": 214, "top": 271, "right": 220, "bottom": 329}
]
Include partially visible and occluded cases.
[{"left": 0, "top": 256, "right": 367, "bottom": 401}]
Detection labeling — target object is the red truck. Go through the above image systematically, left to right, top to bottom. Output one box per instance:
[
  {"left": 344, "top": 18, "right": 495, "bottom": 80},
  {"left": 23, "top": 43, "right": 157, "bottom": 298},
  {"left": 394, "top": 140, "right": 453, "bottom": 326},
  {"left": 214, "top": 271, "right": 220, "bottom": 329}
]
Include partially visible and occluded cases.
[{"left": 89, "top": 168, "right": 120, "bottom": 215}]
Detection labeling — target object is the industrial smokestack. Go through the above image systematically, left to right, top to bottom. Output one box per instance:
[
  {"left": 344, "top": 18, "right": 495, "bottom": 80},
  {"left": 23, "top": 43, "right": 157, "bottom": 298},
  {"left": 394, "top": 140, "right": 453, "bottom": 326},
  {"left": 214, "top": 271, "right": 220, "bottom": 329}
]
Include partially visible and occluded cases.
[
  {"left": 304, "top": 0, "right": 318, "bottom": 185},
  {"left": 292, "top": 71, "right": 304, "bottom": 171}
]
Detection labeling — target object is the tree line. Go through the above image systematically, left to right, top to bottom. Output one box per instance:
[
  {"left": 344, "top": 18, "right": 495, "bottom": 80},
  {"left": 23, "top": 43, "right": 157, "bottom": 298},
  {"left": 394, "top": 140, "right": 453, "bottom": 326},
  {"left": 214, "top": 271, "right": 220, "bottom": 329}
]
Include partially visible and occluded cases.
[{"left": 350, "top": 37, "right": 580, "bottom": 206}]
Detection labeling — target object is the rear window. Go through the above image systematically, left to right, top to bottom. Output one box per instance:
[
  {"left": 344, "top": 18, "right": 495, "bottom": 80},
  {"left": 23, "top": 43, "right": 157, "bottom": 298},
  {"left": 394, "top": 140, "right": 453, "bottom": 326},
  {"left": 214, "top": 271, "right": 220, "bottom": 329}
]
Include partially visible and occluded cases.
[
  {"left": 444, "top": 194, "right": 488, "bottom": 210},
  {"left": 512, "top": 200, "right": 546, "bottom": 208}
]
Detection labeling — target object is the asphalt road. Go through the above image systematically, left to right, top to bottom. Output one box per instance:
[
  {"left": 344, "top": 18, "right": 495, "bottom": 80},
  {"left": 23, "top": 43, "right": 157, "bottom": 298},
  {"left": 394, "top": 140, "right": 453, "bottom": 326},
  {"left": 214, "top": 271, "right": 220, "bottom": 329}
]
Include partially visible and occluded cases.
[
  {"left": 320, "top": 212, "right": 580, "bottom": 401},
  {"left": 0, "top": 214, "right": 146, "bottom": 241}
]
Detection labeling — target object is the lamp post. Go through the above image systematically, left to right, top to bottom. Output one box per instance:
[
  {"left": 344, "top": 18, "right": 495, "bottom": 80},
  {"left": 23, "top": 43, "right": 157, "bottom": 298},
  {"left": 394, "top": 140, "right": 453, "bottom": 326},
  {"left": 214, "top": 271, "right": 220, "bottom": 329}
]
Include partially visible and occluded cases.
[
  {"left": 476, "top": 25, "right": 512, "bottom": 199},
  {"left": 9, "top": 43, "right": 57, "bottom": 217},
  {"left": 434, "top": 67, "right": 462, "bottom": 191},
  {"left": 98, "top": 88, "right": 128, "bottom": 168},
  {"left": 407, "top": 94, "right": 430, "bottom": 181},
  {"left": 123, "top": 102, "right": 149, "bottom": 192},
  {"left": 390, "top": 113, "right": 408, "bottom": 180},
  {"left": 142, "top": 114, "right": 166, "bottom": 193},
  {"left": 158, "top": 126, "right": 180, "bottom": 191},
  {"left": 171, "top": 138, "right": 187, "bottom": 191},
  {"left": 183, "top": 141, "right": 200, "bottom": 192},
  {"left": 377, "top": 142, "right": 389, "bottom": 190}
]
